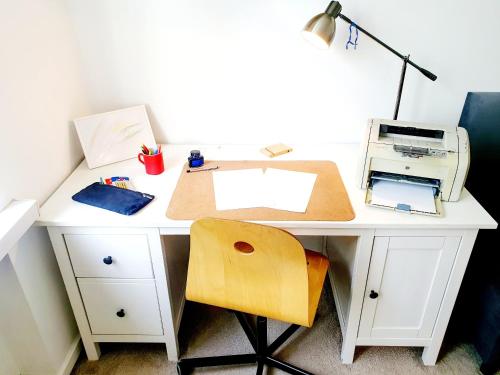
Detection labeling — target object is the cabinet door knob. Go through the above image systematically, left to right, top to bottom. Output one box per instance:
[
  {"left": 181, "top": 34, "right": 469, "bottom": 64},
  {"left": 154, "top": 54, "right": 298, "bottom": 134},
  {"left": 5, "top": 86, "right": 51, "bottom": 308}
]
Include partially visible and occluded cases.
[
  {"left": 103, "top": 256, "right": 113, "bottom": 265},
  {"left": 369, "top": 290, "right": 379, "bottom": 299},
  {"left": 116, "top": 309, "right": 126, "bottom": 318}
]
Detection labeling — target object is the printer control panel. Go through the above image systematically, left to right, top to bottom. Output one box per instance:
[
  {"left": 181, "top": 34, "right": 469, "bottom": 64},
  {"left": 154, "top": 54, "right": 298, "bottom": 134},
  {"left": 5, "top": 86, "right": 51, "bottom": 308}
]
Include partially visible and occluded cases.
[{"left": 393, "top": 145, "right": 448, "bottom": 158}]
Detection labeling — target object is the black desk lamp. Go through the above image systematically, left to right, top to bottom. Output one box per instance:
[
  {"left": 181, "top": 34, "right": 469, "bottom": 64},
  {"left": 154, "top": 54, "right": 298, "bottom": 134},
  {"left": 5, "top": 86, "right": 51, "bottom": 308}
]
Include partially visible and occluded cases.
[{"left": 303, "top": 1, "right": 437, "bottom": 120}]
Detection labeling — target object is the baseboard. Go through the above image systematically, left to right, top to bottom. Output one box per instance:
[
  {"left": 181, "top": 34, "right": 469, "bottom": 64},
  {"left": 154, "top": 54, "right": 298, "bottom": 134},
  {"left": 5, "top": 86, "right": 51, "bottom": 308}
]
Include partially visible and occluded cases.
[{"left": 57, "top": 335, "right": 82, "bottom": 375}]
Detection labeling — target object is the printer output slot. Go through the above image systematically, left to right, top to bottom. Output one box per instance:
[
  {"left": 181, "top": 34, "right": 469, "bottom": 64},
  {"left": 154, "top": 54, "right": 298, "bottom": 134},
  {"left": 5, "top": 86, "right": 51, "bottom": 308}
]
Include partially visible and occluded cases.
[
  {"left": 380, "top": 124, "right": 444, "bottom": 140},
  {"left": 366, "top": 172, "right": 442, "bottom": 216},
  {"left": 369, "top": 172, "right": 440, "bottom": 196}
]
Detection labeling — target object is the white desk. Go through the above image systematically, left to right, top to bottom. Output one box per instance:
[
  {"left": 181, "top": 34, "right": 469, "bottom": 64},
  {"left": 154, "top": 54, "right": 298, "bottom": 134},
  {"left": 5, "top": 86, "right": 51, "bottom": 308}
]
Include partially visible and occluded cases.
[{"left": 38, "top": 144, "right": 497, "bottom": 366}]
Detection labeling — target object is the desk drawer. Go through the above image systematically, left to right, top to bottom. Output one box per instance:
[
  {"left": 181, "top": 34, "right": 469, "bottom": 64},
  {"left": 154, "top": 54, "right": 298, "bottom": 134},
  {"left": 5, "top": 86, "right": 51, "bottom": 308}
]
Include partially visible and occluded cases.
[
  {"left": 65, "top": 234, "right": 153, "bottom": 278},
  {"left": 78, "top": 278, "right": 163, "bottom": 335}
]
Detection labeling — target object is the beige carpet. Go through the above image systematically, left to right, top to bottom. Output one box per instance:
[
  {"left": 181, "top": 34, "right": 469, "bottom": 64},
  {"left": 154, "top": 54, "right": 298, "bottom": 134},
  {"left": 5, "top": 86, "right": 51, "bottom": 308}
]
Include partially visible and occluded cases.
[{"left": 71, "top": 285, "right": 484, "bottom": 375}]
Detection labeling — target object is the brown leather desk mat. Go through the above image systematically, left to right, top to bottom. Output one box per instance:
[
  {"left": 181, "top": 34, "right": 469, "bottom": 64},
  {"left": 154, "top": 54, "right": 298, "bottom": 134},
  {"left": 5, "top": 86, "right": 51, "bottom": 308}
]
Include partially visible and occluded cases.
[{"left": 166, "top": 160, "right": 355, "bottom": 221}]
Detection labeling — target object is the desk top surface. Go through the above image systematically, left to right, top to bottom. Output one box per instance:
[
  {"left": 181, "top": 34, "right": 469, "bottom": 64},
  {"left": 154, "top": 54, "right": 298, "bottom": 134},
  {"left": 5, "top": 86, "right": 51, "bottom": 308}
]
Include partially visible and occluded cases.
[{"left": 38, "top": 144, "right": 497, "bottom": 232}]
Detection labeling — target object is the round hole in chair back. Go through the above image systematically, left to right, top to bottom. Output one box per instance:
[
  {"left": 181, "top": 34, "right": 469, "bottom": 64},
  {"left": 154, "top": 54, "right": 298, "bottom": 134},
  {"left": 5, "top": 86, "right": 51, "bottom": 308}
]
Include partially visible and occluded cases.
[{"left": 233, "top": 241, "right": 254, "bottom": 254}]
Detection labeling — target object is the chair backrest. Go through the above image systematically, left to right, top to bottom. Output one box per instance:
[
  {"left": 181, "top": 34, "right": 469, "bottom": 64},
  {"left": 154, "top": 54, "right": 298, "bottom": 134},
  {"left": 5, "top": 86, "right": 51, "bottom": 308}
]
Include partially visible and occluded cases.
[{"left": 186, "top": 218, "right": 310, "bottom": 326}]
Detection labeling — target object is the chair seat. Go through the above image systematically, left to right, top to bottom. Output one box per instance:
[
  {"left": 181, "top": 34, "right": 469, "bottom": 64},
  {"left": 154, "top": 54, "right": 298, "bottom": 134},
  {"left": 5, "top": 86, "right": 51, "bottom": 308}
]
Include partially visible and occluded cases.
[{"left": 305, "top": 250, "right": 329, "bottom": 327}]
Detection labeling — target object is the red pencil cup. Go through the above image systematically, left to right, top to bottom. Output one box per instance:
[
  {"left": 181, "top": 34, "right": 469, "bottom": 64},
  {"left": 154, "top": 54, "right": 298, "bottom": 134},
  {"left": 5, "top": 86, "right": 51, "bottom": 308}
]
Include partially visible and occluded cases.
[{"left": 138, "top": 152, "right": 164, "bottom": 175}]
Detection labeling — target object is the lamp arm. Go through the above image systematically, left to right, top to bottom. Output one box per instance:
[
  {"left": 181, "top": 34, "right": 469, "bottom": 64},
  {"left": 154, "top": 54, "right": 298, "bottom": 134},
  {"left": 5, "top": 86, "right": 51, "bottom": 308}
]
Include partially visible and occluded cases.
[{"left": 338, "top": 14, "right": 437, "bottom": 81}]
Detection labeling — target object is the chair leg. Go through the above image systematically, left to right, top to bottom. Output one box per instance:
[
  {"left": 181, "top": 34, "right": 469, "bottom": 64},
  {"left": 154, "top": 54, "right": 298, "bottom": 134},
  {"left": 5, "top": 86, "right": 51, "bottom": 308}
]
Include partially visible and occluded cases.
[
  {"left": 234, "top": 311, "right": 258, "bottom": 351},
  {"left": 178, "top": 313, "right": 316, "bottom": 375},
  {"left": 255, "top": 316, "right": 268, "bottom": 374},
  {"left": 257, "top": 316, "right": 267, "bottom": 353},
  {"left": 267, "top": 324, "right": 301, "bottom": 354},
  {"left": 177, "top": 354, "right": 257, "bottom": 374},
  {"left": 265, "top": 356, "right": 315, "bottom": 375},
  {"left": 256, "top": 360, "right": 264, "bottom": 375}
]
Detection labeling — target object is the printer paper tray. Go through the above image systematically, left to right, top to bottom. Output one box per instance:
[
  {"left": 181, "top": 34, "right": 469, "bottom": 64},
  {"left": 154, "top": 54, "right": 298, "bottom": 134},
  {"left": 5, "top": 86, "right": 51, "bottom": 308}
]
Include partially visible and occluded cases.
[{"left": 365, "top": 180, "right": 443, "bottom": 216}]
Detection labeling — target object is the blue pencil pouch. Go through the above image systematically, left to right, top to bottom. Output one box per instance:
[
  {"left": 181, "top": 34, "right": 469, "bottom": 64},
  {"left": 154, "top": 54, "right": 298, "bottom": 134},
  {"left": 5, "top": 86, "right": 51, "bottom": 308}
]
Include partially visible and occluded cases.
[{"left": 72, "top": 182, "right": 155, "bottom": 215}]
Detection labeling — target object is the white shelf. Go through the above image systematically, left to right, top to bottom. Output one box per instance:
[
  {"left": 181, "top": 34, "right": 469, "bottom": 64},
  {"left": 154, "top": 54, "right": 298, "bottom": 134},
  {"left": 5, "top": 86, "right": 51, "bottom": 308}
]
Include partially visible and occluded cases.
[{"left": 0, "top": 200, "right": 38, "bottom": 259}]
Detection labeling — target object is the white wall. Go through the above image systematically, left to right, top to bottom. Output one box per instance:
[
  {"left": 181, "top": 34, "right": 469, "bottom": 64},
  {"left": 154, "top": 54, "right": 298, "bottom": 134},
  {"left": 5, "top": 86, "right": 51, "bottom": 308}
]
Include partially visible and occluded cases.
[
  {"left": 0, "top": 0, "right": 89, "bottom": 204},
  {"left": 67, "top": 0, "right": 500, "bottom": 145},
  {"left": 0, "top": 1, "right": 88, "bottom": 373},
  {"left": 11, "top": 226, "right": 79, "bottom": 371},
  {"left": 0, "top": 255, "right": 54, "bottom": 374},
  {"left": 0, "top": 335, "right": 19, "bottom": 375}
]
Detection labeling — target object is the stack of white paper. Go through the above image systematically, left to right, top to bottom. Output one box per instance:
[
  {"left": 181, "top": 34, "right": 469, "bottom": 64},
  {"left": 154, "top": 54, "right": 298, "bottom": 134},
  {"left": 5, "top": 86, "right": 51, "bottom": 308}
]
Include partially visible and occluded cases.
[
  {"left": 212, "top": 168, "right": 317, "bottom": 213},
  {"left": 212, "top": 169, "right": 266, "bottom": 210},
  {"left": 370, "top": 179, "right": 437, "bottom": 214}
]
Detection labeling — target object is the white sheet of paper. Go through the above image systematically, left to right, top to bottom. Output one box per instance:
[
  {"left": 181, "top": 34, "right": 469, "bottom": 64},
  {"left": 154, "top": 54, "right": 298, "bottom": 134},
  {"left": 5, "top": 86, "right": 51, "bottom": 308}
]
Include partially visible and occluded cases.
[
  {"left": 212, "top": 168, "right": 317, "bottom": 213},
  {"left": 264, "top": 168, "right": 318, "bottom": 212},
  {"left": 212, "top": 169, "right": 265, "bottom": 210},
  {"left": 371, "top": 180, "right": 437, "bottom": 214}
]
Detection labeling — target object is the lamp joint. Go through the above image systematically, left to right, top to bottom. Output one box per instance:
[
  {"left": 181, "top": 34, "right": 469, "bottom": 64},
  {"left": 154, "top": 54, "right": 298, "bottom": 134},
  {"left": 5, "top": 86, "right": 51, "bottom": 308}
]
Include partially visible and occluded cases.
[{"left": 325, "top": 1, "right": 342, "bottom": 18}]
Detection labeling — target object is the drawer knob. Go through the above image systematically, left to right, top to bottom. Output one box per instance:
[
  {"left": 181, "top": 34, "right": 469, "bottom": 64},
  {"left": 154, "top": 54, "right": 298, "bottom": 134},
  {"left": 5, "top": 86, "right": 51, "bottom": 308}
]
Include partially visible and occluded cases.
[
  {"left": 103, "top": 256, "right": 113, "bottom": 265},
  {"left": 369, "top": 290, "right": 379, "bottom": 299},
  {"left": 116, "top": 309, "right": 126, "bottom": 318}
]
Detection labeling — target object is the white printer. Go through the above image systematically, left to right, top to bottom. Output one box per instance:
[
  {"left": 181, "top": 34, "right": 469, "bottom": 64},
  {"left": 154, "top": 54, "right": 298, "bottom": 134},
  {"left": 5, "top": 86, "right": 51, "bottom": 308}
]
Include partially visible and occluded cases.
[{"left": 357, "top": 119, "right": 470, "bottom": 216}]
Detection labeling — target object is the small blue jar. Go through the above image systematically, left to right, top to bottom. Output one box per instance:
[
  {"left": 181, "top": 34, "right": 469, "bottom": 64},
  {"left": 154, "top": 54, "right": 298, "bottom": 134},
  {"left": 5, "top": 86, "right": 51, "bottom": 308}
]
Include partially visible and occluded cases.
[{"left": 188, "top": 150, "right": 204, "bottom": 168}]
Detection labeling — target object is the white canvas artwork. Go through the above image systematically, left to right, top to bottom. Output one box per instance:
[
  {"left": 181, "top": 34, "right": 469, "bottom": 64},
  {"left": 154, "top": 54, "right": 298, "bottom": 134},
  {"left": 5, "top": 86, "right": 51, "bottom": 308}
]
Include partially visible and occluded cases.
[{"left": 74, "top": 105, "right": 156, "bottom": 169}]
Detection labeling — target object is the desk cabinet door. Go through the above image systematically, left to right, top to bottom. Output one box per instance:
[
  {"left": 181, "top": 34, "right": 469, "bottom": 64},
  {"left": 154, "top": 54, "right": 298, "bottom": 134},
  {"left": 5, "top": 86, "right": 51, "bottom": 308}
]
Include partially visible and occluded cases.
[{"left": 359, "top": 236, "right": 460, "bottom": 339}]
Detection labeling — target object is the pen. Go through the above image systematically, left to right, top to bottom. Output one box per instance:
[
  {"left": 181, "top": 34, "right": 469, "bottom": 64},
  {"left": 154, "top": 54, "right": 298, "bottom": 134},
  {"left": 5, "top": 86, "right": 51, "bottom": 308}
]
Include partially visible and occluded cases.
[{"left": 186, "top": 166, "right": 219, "bottom": 173}]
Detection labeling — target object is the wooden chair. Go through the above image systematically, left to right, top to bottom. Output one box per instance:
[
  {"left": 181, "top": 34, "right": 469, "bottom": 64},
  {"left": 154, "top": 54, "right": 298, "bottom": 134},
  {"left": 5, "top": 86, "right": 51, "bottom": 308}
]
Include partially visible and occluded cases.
[{"left": 177, "top": 218, "right": 330, "bottom": 375}]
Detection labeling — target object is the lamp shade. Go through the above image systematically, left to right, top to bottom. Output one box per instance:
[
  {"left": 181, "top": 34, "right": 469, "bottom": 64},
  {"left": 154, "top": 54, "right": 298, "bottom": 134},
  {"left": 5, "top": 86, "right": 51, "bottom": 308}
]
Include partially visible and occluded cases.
[{"left": 302, "top": 13, "right": 336, "bottom": 49}]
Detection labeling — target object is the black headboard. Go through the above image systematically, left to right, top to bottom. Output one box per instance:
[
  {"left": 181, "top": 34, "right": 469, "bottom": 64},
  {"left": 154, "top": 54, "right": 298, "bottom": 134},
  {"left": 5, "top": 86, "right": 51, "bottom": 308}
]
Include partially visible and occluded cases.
[
  {"left": 456, "top": 92, "right": 500, "bottom": 371},
  {"left": 459, "top": 92, "right": 500, "bottom": 217}
]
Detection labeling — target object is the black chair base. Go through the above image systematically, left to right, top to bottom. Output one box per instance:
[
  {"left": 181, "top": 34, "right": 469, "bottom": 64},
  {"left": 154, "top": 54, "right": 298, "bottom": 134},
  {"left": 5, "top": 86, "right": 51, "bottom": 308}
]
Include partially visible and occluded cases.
[{"left": 177, "top": 311, "right": 314, "bottom": 375}]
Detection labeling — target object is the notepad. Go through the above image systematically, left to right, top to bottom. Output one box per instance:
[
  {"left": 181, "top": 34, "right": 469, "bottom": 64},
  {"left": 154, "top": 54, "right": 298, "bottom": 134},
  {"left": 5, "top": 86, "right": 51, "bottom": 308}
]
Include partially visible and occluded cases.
[
  {"left": 213, "top": 168, "right": 318, "bottom": 212},
  {"left": 370, "top": 179, "right": 437, "bottom": 214}
]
